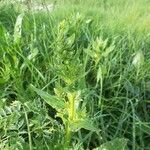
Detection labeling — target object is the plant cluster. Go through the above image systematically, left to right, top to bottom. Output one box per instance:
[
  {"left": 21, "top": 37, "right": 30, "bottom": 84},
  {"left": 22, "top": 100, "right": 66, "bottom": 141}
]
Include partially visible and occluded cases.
[{"left": 0, "top": 1, "right": 150, "bottom": 149}]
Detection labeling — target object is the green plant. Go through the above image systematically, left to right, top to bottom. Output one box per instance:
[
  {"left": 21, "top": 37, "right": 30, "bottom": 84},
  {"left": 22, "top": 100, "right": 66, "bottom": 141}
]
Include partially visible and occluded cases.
[
  {"left": 0, "top": 0, "right": 149, "bottom": 149},
  {"left": 30, "top": 15, "right": 99, "bottom": 149}
]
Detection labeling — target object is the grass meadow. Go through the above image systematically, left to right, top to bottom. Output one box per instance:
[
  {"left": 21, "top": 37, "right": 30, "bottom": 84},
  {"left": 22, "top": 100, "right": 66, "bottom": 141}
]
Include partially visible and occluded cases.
[{"left": 0, "top": 0, "right": 150, "bottom": 149}]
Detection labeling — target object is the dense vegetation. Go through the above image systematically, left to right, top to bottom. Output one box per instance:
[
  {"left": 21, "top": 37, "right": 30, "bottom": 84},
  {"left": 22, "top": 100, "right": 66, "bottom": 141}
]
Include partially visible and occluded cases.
[{"left": 0, "top": 0, "right": 150, "bottom": 149}]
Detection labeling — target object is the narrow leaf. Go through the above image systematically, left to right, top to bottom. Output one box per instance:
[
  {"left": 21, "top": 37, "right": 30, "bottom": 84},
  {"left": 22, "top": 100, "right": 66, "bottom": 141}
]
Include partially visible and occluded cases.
[
  {"left": 14, "top": 13, "right": 24, "bottom": 43},
  {"left": 136, "top": 122, "right": 150, "bottom": 135}
]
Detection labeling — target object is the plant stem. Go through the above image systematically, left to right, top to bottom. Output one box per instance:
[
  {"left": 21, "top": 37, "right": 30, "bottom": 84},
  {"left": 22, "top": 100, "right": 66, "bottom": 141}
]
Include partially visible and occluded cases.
[
  {"left": 23, "top": 105, "right": 32, "bottom": 150},
  {"left": 64, "top": 123, "right": 71, "bottom": 149}
]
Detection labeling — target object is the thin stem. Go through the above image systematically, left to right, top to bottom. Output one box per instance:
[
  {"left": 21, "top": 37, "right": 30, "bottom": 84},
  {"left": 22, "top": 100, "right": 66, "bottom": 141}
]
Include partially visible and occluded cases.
[
  {"left": 64, "top": 93, "right": 76, "bottom": 149},
  {"left": 129, "top": 99, "right": 136, "bottom": 150},
  {"left": 23, "top": 105, "right": 32, "bottom": 150}
]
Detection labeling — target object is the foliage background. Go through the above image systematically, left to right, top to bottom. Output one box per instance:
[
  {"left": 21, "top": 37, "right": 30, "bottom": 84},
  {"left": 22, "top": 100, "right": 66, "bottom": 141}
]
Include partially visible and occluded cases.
[{"left": 0, "top": 0, "right": 150, "bottom": 149}]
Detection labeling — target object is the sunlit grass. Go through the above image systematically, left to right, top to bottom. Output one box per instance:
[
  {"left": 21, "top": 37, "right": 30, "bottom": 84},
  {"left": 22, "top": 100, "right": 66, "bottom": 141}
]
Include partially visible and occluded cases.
[{"left": 0, "top": 0, "right": 150, "bottom": 149}]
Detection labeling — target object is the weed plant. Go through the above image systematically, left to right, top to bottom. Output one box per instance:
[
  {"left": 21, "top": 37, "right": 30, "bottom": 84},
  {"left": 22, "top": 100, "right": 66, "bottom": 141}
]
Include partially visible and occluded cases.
[{"left": 0, "top": 0, "right": 150, "bottom": 149}]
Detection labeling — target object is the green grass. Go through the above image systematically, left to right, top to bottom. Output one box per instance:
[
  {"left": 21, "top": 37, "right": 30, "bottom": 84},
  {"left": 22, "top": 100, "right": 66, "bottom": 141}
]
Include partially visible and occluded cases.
[{"left": 0, "top": 0, "right": 150, "bottom": 149}]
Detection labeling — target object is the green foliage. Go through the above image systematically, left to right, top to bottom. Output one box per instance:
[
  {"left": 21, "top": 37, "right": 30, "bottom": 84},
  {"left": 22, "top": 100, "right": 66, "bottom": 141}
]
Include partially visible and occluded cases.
[
  {"left": 0, "top": 0, "right": 150, "bottom": 149},
  {"left": 14, "top": 13, "right": 24, "bottom": 44},
  {"left": 30, "top": 85, "right": 66, "bottom": 111},
  {"left": 94, "top": 138, "right": 128, "bottom": 150}
]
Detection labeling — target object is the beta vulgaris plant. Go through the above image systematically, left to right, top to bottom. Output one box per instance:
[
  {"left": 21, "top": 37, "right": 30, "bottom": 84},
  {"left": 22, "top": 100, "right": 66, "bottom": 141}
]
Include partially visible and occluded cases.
[
  {"left": 30, "top": 13, "right": 128, "bottom": 149},
  {"left": 31, "top": 14, "right": 99, "bottom": 149}
]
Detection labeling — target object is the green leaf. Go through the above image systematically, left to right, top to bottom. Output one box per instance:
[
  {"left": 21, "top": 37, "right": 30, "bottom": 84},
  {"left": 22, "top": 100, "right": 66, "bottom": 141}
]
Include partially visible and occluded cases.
[
  {"left": 14, "top": 13, "right": 24, "bottom": 44},
  {"left": 0, "top": 24, "right": 9, "bottom": 44},
  {"left": 66, "top": 34, "right": 75, "bottom": 47},
  {"left": 102, "top": 45, "right": 115, "bottom": 58},
  {"left": 132, "top": 50, "right": 144, "bottom": 68},
  {"left": 0, "top": 63, "right": 10, "bottom": 84},
  {"left": 96, "top": 66, "right": 102, "bottom": 84},
  {"left": 0, "top": 78, "right": 7, "bottom": 84},
  {"left": 145, "top": 82, "right": 150, "bottom": 91},
  {"left": 30, "top": 85, "right": 66, "bottom": 112},
  {"left": 0, "top": 98, "right": 6, "bottom": 108},
  {"left": 70, "top": 118, "right": 98, "bottom": 132},
  {"left": 135, "top": 122, "right": 150, "bottom": 135},
  {"left": 93, "top": 138, "right": 128, "bottom": 150}
]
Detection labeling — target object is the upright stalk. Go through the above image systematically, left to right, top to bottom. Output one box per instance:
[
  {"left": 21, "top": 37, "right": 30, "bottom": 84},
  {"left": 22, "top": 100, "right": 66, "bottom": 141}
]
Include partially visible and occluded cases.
[
  {"left": 64, "top": 93, "right": 75, "bottom": 149},
  {"left": 23, "top": 105, "right": 32, "bottom": 150},
  {"left": 64, "top": 123, "right": 72, "bottom": 149}
]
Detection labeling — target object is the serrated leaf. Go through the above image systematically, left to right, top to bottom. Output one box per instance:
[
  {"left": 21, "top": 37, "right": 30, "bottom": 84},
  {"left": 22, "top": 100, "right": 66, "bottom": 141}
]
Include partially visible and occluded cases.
[
  {"left": 30, "top": 85, "right": 66, "bottom": 112},
  {"left": 70, "top": 118, "right": 98, "bottom": 132},
  {"left": 93, "top": 138, "right": 128, "bottom": 150}
]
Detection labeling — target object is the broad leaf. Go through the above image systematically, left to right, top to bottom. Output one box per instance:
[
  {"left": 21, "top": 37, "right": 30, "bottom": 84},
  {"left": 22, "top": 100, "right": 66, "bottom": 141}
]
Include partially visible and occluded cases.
[
  {"left": 30, "top": 85, "right": 66, "bottom": 112},
  {"left": 70, "top": 118, "right": 98, "bottom": 132},
  {"left": 93, "top": 138, "right": 128, "bottom": 150}
]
